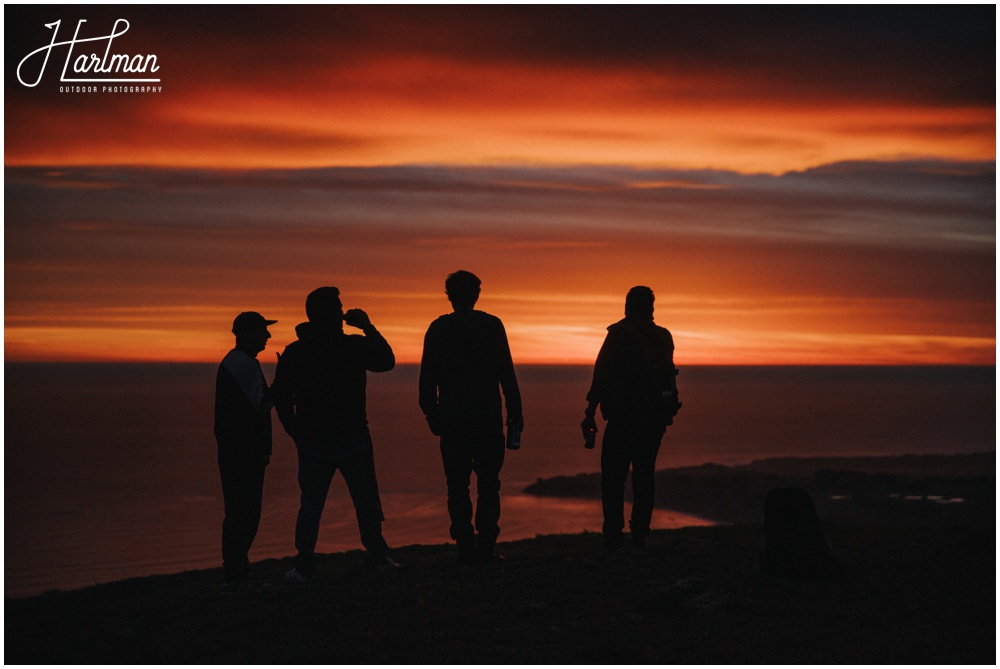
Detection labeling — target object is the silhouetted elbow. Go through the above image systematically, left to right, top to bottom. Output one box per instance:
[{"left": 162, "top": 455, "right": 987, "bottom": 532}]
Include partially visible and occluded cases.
[{"left": 369, "top": 354, "right": 395, "bottom": 373}]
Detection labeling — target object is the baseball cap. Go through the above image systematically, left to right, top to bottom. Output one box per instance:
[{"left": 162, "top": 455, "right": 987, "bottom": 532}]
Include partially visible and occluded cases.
[{"left": 231, "top": 311, "right": 277, "bottom": 335}]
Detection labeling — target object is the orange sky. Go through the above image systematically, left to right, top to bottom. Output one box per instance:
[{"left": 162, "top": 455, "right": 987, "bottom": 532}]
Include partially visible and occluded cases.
[
  {"left": 4, "top": 6, "right": 995, "bottom": 365},
  {"left": 7, "top": 59, "right": 995, "bottom": 172}
]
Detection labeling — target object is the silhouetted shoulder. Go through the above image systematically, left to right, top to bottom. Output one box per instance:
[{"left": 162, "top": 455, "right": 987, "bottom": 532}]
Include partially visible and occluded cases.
[
  {"left": 427, "top": 310, "right": 504, "bottom": 333},
  {"left": 466, "top": 310, "right": 506, "bottom": 331},
  {"left": 477, "top": 310, "right": 505, "bottom": 327},
  {"left": 426, "top": 313, "right": 452, "bottom": 330},
  {"left": 607, "top": 319, "right": 672, "bottom": 341}
]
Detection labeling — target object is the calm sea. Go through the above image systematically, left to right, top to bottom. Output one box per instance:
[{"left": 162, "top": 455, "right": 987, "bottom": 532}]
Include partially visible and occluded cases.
[{"left": 4, "top": 363, "right": 994, "bottom": 598}]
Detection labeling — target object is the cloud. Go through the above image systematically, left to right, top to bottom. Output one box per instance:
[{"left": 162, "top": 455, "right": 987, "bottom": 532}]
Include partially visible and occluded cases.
[
  {"left": 13, "top": 6, "right": 989, "bottom": 102},
  {"left": 5, "top": 7, "right": 993, "bottom": 172},
  {"left": 5, "top": 7, "right": 993, "bottom": 364},
  {"left": 4, "top": 160, "right": 993, "bottom": 363},
  {"left": 7, "top": 161, "right": 993, "bottom": 245}
]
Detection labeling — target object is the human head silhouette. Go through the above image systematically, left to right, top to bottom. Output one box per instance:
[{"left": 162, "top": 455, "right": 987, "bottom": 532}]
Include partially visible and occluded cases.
[
  {"left": 445, "top": 270, "right": 481, "bottom": 310},
  {"left": 305, "top": 286, "right": 344, "bottom": 328},
  {"left": 624, "top": 286, "right": 655, "bottom": 322},
  {"left": 231, "top": 311, "right": 275, "bottom": 357}
]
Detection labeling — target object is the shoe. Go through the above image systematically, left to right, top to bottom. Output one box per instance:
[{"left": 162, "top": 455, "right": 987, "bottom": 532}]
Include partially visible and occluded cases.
[
  {"left": 629, "top": 521, "right": 649, "bottom": 549},
  {"left": 604, "top": 534, "right": 625, "bottom": 550},
  {"left": 457, "top": 542, "right": 478, "bottom": 565},
  {"left": 478, "top": 550, "right": 506, "bottom": 565},
  {"left": 365, "top": 555, "right": 401, "bottom": 570},
  {"left": 284, "top": 567, "right": 311, "bottom": 584},
  {"left": 222, "top": 579, "right": 265, "bottom": 595}
]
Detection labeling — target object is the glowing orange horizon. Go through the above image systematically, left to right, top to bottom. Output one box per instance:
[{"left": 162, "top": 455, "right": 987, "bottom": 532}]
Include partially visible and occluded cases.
[
  {"left": 4, "top": 291, "right": 995, "bottom": 366},
  {"left": 4, "top": 328, "right": 993, "bottom": 366}
]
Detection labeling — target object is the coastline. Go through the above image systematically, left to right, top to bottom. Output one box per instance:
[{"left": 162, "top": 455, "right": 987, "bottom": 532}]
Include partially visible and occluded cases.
[
  {"left": 5, "top": 451, "right": 992, "bottom": 599},
  {"left": 524, "top": 451, "right": 996, "bottom": 526}
]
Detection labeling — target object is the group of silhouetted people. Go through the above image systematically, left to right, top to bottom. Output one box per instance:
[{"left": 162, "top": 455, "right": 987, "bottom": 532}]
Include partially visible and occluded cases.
[{"left": 214, "top": 271, "right": 679, "bottom": 594}]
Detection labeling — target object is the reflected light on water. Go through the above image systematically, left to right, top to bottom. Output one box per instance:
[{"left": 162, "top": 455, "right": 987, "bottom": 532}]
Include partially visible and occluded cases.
[{"left": 268, "top": 492, "right": 715, "bottom": 556}]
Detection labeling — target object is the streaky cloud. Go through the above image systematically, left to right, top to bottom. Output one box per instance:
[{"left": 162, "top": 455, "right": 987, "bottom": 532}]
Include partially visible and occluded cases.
[{"left": 6, "top": 160, "right": 993, "bottom": 251}]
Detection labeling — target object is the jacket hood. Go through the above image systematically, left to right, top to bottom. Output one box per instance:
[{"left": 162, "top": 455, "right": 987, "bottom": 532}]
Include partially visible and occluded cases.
[
  {"left": 608, "top": 317, "right": 656, "bottom": 333},
  {"left": 295, "top": 321, "right": 343, "bottom": 340}
]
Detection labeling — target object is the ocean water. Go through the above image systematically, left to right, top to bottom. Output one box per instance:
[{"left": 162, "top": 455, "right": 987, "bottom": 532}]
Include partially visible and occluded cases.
[{"left": 4, "top": 363, "right": 994, "bottom": 598}]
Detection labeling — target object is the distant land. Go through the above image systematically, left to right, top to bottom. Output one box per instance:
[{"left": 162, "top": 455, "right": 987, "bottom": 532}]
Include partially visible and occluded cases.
[{"left": 523, "top": 451, "right": 995, "bottom": 526}]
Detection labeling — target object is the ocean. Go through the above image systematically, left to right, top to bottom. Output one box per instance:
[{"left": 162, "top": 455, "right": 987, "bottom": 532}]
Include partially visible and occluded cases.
[{"left": 4, "top": 363, "right": 994, "bottom": 598}]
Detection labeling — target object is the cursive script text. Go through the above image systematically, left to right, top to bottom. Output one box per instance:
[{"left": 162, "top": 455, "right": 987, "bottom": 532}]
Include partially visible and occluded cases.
[{"left": 17, "top": 19, "right": 160, "bottom": 87}]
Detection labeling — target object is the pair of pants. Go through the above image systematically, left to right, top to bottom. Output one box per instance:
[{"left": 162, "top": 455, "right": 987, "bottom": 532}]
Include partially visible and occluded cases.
[
  {"left": 600, "top": 418, "right": 665, "bottom": 541},
  {"left": 439, "top": 424, "right": 506, "bottom": 552},
  {"left": 293, "top": 431, "right": 388, "bottom": 574},
  {"left": 218, "top": 445, "right": 267, "bottom": 584}
]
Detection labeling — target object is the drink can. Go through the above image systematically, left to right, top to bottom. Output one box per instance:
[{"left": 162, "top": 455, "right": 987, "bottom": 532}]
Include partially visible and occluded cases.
[{"left": 506, "top": 423, "right": 521, "bottom": 450}]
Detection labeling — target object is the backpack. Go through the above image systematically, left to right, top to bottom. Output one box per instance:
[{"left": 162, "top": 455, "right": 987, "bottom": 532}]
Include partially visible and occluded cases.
[
  {"left": 630, "top": 322, "right": 681, "bottom": 425},
  {"left": 760, "top": 488, "right": 840, "bottom": 580}
]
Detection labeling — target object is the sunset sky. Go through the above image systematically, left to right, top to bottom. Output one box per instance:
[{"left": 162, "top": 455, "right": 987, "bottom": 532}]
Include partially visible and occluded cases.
[{"left": 5, "top": 5, "right": 995, "bottom": 365}]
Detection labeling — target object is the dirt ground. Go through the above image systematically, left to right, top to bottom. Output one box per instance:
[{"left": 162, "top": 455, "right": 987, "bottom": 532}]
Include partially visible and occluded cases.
[{"left": 6, "top": 522, "right": 993, "bottom": 664}]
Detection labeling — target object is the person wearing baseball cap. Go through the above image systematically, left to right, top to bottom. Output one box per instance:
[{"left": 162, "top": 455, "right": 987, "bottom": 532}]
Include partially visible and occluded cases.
[
  {"left": 214, "top": 310, "right": 277, "bottom": 594},
  {"left": 231, "top": 311, "right": 278, "bottom": 337}
]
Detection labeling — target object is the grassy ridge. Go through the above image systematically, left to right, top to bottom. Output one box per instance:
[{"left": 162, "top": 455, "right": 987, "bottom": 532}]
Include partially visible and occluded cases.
[{"left": 5, "top": 522, "right": 993, "bottom": 664}]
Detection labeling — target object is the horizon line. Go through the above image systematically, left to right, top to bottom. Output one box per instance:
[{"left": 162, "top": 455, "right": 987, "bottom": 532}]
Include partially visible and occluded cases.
[{"left": 4, "top": 359, "right": 994, "bottom": 368}]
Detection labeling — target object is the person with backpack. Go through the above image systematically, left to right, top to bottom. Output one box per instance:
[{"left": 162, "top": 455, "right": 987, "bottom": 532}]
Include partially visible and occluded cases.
[{"left": 581, "top": 286, "right": 680, "bottom": 549}]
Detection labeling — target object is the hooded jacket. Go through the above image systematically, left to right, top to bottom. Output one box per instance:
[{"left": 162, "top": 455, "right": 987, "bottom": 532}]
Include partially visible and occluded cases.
[
  {"left": 586, "top": 317, "right": 676, "bottom": 422},
  {"left": 272, "top": 321, "right": 394, "bottom": 442}
]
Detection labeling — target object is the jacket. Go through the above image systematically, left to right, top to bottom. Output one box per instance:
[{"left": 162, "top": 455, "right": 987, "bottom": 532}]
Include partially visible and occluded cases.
[
  {"left": 419, "top": 309, "right": 522, "bottom": 428},
  {"left": 586, "top": 317, "right": 677, "bottom": 422},
  {"left": 272, "top": 321, "right": 394, "bottom": 442},
  {"left": 214, "top": 348, "right": 273, "bottom": 455}
]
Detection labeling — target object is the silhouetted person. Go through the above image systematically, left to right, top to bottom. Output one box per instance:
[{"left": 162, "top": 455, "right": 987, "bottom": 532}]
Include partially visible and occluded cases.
[
  {"left": 419, "top": 270, "right": 524, "bottom": 564},
  {"left": 581, "top": 286, "right": 680, "bottom": 549},
  {"left": 272, "top": 287, "right": 397, "bottom": 580},
  {"left": 215, "top": 311, "right": 276, "bottom": 593}
]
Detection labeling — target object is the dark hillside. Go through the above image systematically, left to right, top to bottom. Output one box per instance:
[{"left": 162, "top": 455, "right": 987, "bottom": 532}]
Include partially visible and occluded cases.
[{"left": 6, "top": 522, "right": 993, "bottom": 664}]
